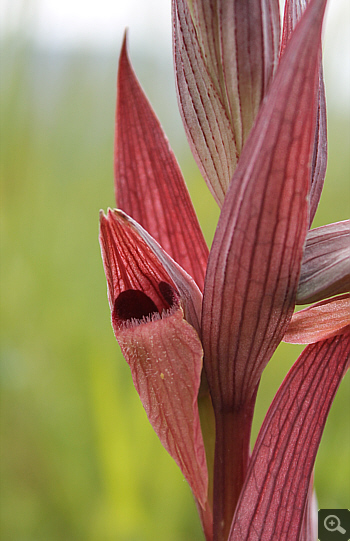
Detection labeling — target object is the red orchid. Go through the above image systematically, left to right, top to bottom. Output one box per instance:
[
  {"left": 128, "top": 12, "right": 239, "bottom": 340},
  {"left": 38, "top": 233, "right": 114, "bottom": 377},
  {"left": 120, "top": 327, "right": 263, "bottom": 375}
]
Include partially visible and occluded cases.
[{"left": 99, "top": 0, "right": 350, "bottom": 540}]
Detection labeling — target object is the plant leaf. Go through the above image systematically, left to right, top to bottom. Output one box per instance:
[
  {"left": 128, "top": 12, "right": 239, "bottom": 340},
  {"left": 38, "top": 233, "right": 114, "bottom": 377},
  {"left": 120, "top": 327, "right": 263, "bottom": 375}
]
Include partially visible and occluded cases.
[
  {"left": 202, "top": 0, "right": 327, "bottom": 411},
  {"left": 115, "top": 34, "right": 208, "bottom": 290},
  {"left": 99, "top": 209, "right": 208, "bottom": 506},
  {"left": 297, "top": 220, "right": 350, "bottom": 304},
  {"left": 284, "top": 294, "right": 350, "bottom": 344},
  {"left": 228, "top": 331, "right": 350, "bottom": 541}
]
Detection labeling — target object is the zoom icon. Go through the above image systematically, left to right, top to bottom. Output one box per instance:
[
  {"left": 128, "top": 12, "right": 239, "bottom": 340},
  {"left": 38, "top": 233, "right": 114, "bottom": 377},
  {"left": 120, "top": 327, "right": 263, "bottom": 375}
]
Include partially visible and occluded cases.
[{"left": 318, "top": 509, "right": 350, "bottom": 540}]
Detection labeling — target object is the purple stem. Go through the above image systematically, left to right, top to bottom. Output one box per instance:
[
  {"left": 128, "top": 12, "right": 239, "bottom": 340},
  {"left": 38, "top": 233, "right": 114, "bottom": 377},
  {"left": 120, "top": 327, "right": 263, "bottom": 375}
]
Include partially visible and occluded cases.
[{"left": 213, "top": 391, "right": 257, "bottom": 541}]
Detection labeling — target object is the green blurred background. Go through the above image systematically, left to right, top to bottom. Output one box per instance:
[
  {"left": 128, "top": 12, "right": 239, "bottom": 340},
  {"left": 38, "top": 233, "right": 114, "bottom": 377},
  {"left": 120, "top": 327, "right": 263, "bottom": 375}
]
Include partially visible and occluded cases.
[{"left": 1, "top": 1, "right": 349, "bottom": 540}]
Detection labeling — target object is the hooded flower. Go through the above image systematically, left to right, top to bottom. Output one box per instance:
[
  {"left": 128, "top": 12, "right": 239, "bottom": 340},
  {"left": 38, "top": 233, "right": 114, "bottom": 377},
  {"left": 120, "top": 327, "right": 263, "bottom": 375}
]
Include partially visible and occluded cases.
[
  {"left": 99, "top": 0, "right": 350, "bottom": 539},
  {"left": 99, "top": 208, "right": 208, "bottom": 507}
]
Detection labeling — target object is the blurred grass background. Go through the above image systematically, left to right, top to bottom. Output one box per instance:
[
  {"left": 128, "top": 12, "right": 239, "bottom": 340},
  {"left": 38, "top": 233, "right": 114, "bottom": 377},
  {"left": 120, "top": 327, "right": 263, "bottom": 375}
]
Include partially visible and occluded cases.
[{"left": 1, "top": 3, "right": 349, "bottom": 540}]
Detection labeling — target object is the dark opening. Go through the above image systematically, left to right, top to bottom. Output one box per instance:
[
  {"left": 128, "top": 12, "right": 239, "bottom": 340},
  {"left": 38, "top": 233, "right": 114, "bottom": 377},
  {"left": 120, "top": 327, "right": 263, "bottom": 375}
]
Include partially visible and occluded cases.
[
  {"left": 158, "top": 281, "right": 178, "bottom": 307},
  {"left": 114, "top": 290, "right": 159, "bottom": 322}
]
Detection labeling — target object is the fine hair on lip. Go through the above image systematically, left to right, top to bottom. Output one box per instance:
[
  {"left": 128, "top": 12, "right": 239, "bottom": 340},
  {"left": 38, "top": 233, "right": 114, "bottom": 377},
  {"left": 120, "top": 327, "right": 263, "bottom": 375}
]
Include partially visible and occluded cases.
[{"left": 113, "top": 282, "right": 179, "bottom": 325}]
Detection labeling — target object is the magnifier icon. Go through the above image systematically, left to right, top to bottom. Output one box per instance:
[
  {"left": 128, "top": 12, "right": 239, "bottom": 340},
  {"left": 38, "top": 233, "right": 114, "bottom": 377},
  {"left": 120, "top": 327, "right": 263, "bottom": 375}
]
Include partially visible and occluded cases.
[{"left": 324, "top": 515, "right": 346, "bottom": 534}]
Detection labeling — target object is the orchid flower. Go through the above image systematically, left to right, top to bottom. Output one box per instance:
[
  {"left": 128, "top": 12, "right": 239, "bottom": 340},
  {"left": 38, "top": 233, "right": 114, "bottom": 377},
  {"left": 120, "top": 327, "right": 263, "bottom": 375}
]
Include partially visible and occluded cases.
[{"left": 99, "top": 0, "right": 350, "bottom": 540}]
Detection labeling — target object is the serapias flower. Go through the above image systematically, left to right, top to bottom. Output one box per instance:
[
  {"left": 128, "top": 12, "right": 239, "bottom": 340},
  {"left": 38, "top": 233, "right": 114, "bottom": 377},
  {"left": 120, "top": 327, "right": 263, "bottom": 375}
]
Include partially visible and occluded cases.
[
  {"left": 99, "top": 0, "right": 350, "bottom": 539},
  {"left": 99, "top": 208, "right": 208, "bottom": 507}
]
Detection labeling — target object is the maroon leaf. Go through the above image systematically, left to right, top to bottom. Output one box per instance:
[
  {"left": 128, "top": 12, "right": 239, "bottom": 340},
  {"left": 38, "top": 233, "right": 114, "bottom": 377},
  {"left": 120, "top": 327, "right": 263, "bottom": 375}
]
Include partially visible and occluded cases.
[
  {"left": 202, "top": 0, "right": 326, "bottom": 411},
  {"left": 281, "top": 0, "right": 327, "bottom": 224},
  {"left": 115, "top": 34, "right": 208, "bottom": 290},
  {"left": 99, "top": 209, "right": 208, "bottom": 507},
  {"left": 297, "top": 220, "right": 350, "bottom": 304},
  {"left": 284, "top": 293, "right": 350, "bottom": 344},
  {"left": 228, "top": 331, "right": 350, "bottom": 541}
]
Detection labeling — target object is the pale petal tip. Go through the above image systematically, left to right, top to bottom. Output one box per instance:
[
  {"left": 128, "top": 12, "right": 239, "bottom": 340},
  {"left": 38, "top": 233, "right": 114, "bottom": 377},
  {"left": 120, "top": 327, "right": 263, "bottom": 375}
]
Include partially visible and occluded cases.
[
  {"left": 120, "top": 29, "right": 130, "bottom": 67},
  {"left": 107, "top": 207, "right": 116, "bottom": 220},
  {"left": 99, "top": 209, "right": 107, "bottom": 223}
]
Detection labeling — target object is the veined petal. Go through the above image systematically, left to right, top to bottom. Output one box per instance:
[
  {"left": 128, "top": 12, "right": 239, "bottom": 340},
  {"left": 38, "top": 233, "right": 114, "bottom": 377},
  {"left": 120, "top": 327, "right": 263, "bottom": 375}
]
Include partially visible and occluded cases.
[
  {"left": 172, "top": 0, "right": 238, "bottom": 206},
  {"left": 172, "top": 0, "right": 280, "bottom": 206},
  {"left": 191, "top": 0, "right": 280, "bottom": 150},
  {"left": 202, "top": 0, "right": 326, "bottom": 411},
  {"left": 281, "top": 0, "right": 327, "bottom": 224},
  {"left": 281, "top": 0, "right": 308, "bottom": 49},
  {"left": 115, "top": 34, "right": 208, "bottom": 290},
  {"left": 309, "top": 69, "right": 327, "bottom": 225},
  {"left": 99, "top": 209, "right": 208, "bottom": 506},
  {"left": 100, "top": 209, "right": 176, "bottom": 313},
  {"left": 112, "top": 209, "right": 203, "bottom": 335},
  {"left": 297, "top": 220, "right": 350, "bottom": 304},
  {"left": 283, "top": 294, "right": 350, "bottom": 344},
  {"left": 117, "top": 309, "right": 208, "bottom": 508},
  {"left": 228, "top": 331, "right": 350, "bottom": 541}
]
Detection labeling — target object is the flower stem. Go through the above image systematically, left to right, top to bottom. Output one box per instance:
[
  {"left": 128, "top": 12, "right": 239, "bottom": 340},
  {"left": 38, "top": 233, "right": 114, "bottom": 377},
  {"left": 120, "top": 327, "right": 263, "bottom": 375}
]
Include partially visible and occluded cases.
[
  {"left": 197, "top": 390, "right": 216, "bottom": 541},
  {"left": 212, "top": 394, "right": 257, "bottom": 541}
]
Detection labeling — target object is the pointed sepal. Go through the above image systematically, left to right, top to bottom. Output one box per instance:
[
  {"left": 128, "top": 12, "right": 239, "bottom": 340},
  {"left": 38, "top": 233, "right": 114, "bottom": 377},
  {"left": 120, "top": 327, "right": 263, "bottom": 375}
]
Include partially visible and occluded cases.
[
  {"left": 172, "top": 0, "right": 237, "bottom": 206},
  {"left": 191, "top": 0, "right": 280, "bottom": 149},
  {"left": 201, "top": 1, "right": 327, "bottom": 534},
  {"left": 115, "top": 34, "right": 208, "bottom": 290}
]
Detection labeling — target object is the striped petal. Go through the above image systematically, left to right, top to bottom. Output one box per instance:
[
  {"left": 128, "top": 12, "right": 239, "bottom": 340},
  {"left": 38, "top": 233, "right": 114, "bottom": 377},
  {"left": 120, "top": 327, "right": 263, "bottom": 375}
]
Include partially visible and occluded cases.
[
  {"left": 172, "top": 0, "right": 280, "bottom": 206},
  {"left": 173, "top": 0, "right": 237, "bottom": 206},
  {"left": 191, "top": 0, "right": 280, "bottom": 150},
  {"left": 281, "top": 0, "right": 327, "bottom": 224},
  {"left": 113, "top": 209, "right": 203, "bottom": 334},
  {"left": 297, "top": 220, "right": 350, "bottom": 304},
  {"left": 284, "top": 294, "right": 350, "bottom": 344}
]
